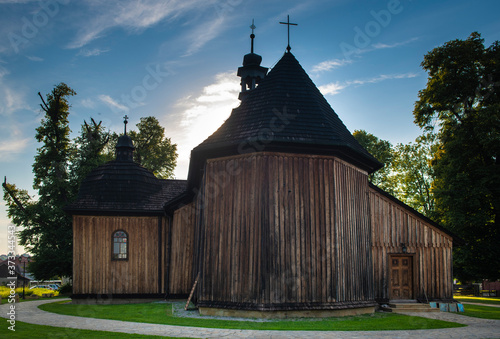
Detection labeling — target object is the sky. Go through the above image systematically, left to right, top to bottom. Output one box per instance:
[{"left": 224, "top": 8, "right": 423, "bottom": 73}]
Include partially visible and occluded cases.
[{"left": 0, "top": 0, "right": 499, "bottom": 256}]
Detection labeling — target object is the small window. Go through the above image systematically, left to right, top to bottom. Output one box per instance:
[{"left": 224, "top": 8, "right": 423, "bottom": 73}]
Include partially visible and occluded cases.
[{"left": 112, "top": 230, "right": 128, "bottom": 260}]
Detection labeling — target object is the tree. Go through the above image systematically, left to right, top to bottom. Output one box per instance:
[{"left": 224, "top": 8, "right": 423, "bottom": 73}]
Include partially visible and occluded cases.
[
  {"left": 414, "top": 32, "right": 500, "bottom": 281},
  {"left": 3, "top": 83, "right": 76, "bottom": 279},
  {"left": 106, "top": 117, "right": 178, "bottom": 178},
  {"left": 69, "top": 118, "right": 112, "bottom": 193},
  {"left": 354, "top": 129, "right": 437, "bottom": 218},
  {"left": 353, "top": 130, "right": 395, "bottom": 193},
  {"left": 391, "top": 133, "right": 437, "bottom": 218}
]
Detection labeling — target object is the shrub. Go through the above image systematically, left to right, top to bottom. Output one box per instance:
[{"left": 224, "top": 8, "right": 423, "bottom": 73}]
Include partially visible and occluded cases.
[{"left": 58, "top": 283, "right": 72, "bottom": 295}]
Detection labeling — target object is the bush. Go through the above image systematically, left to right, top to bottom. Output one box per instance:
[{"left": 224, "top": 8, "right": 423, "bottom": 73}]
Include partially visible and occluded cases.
[
  {"left": 58, "top": 282, "right": 72, "bottom": 295},
  {"left": 31, "top": 287, "right": 59, "bottom": 297}
]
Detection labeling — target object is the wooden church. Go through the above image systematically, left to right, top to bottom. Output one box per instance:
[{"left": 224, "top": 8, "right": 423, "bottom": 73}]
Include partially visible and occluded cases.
[{"left": 66, "top": 26, "right": 457, "bottom": 317}]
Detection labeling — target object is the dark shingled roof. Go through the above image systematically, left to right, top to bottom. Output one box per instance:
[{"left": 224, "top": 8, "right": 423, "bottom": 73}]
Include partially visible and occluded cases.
[
  {"left": 187, "top": 52, "right": 382, "bottom": 188},
  {"left": 65, "top": 160, "right": 187, "bottom": 216}
]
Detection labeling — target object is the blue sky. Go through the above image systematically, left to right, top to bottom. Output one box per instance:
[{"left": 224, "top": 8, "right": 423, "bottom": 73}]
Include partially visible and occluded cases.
[{"left": 1, "top": 0, "right": 499, "bottom": 255}]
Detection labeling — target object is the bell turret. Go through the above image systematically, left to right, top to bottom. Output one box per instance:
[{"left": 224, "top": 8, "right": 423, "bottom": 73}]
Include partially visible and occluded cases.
[
  {"left": 237, "top": 20, "right": 268, "bottom": 100},
  {"left": 115, "top": 115, "right": 135, "bottom": 162}
]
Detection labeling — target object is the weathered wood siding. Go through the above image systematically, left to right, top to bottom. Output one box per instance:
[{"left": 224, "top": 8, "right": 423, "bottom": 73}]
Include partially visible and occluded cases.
[
  {"left": 195, "top": 152, "right": 375, "bottom": 310},
  {"left": 370, "top": 188, "right": 454, "bottom": 301},
  {"left": 168, "top": 203, "right": 196, "bottom": 295},
  {"left": 73, "top": 215, "right": 166, "bottom": 295}
]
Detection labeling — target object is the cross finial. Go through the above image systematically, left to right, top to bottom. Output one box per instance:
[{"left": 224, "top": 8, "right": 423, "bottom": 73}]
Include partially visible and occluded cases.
[
  {"left": 279, "top": 15, "right": 297, "bottom": 52},
  {"left": 249, "top": 19, "right": 256, "bottom": 53},
  {"left": 123, "top": 115, "right": 129, "bottom": 135}
]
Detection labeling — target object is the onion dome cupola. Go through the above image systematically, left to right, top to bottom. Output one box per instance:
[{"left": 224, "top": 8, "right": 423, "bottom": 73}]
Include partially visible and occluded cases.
[{"left": 237, "top": 19, "right": 268, "bottom": 100}]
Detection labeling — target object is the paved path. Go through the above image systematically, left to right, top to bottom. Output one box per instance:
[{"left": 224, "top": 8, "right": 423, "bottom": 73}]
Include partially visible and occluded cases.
[{"left": 2, "top": 299, "right": 500, "bottom": 338}]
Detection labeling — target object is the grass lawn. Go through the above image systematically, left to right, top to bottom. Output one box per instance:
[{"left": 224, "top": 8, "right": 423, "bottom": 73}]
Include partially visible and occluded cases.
[
  {"left": 455, "top": 296, "right": 500, "bottom": 306},
  {"left": 39, "top": 301, "right": 465, "bottom": 331},
  {"left": 460, "top": 304, "right": 500, "bottom": 320},
  {"left": 0, "top": 320, "right": 187, "bottom": 339}
]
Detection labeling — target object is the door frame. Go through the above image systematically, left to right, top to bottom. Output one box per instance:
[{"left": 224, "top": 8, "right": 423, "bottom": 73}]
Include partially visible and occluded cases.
[{"left": 388, "top": 253, "right": 417, "bottom": 300}]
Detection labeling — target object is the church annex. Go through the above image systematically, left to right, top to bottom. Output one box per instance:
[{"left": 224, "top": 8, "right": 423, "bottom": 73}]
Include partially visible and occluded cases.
[{"left": 66, "top": 28, "right": 456, "bottom": 316}]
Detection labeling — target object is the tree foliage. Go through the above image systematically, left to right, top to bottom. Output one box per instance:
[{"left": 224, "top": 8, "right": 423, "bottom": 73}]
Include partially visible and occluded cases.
[
  {"left": 414, "top": 32, "right": 500, "bottom": 281},
  {"left": 3, "top": 83, "right": 75, "bottom": 279},
  {"left": 107, "top": 117, "right": 178, "bottom": 179},
  {"left": 69, "top": 118, "right": 112, "bottom": 193},
  {"left": 353, "top": 130, "right": 395, "bottom": 193},
  {"left": 354, "top": 130, "right": 436, "bottom": 218},
  {"left": 391, "top": 133, "right": 437, "bottom": 218}
]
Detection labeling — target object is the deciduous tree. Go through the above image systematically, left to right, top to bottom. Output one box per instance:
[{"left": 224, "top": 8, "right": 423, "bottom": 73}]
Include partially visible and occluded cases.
[
  {"left": 414, "top": 32, "right": 500, "bottom": 281},
  {"left": 106, "top": 116, "right": 178, "bottom": 178}
]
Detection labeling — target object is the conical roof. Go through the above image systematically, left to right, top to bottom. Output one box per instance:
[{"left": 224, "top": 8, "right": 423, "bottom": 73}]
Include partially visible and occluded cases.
[
  {"left": 187, "top": 52, "right": 381, "bottom": 187},
  {"left": 66, "top": 136, "right": 187, "bottom": 215}
]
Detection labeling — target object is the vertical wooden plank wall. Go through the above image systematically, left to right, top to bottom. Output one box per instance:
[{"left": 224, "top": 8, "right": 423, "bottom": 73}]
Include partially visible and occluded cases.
[
  {"left": 196, "top": 152, "right": 375, "bottom": 309},
  {"left": 370, "top": 188, "right": 454, "bottom": 301},
  {"left": 168, "top": 203, "right": 196, "bottom": 295},
  {"left": 73, "top": 215, "right": 166, "bottom": 295}
]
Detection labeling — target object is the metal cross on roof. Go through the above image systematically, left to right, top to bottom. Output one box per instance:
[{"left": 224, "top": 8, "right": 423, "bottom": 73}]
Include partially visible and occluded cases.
[
  {"left": 279, "top": 15, "right": 297, "bottom": 52},
  {"left": 249, "top": 19, "right": 256, "bottom": 53},
  {"left": 250, "top": 19, "right": 256, "bottom": 34},
  {"left": 123, "top": 115, "right": 129, "bottom": 134}
]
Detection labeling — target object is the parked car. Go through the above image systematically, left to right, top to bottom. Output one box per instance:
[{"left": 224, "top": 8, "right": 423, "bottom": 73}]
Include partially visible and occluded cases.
[{"left": 29, "top": 285, "right": 54, "bottom": 290}]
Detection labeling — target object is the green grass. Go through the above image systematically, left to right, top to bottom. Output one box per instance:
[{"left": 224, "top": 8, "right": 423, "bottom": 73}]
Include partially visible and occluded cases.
[
  {"left": 455, "top": 296, "right": 500, "bottom": 306},
  {"left": 39, "top": 301, "right": 465, "bottom": 331},
  {"left": 460, "top": 304, "right": 500, "bottom": 320},
  {"left": 0, "top": 320, "right": 187, "bottom": 338}
]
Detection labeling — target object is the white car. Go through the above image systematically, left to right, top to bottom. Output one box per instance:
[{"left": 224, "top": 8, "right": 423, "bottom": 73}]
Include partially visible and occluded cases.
[{"left": 29, "top": 285, "right": 54, "bottom": 290}]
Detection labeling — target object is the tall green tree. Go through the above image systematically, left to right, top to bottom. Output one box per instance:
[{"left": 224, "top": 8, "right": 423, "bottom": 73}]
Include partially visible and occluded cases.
[
  {"left": 414, "top": 32, "right": 500, "bottom": 281},
  {"left": 3, "top": 83, "right": 76, "bottom": 279},
  {"left": 106, "top": 116, "right": 178, "bottom": 178},
  {"left": 69, "top": 118, "right": 112, "bottom": 193},
  {"left": 354, "top": 129, "right": 437, "bottom": 217},
  {"left": 353, "top": 130, "right": 395, "bottom": 194},
  {"left": 391, "top": 133, "right": 437, "bottom": 218}
]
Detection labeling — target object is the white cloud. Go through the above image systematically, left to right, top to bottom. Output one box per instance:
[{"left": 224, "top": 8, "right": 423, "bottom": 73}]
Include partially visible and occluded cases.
[
  {"left": 67, "top": 0, "right": 214, "bottom": 49},
  {"left": 183, "top": 17, "right": 225, "bottom": 56},
  {"left": 371, "top": 37, "right": 419, "bottom": 50},
  {"left": 77, "top": 48, "right": 109, "bottom": 57},
  {"left": 26, "top": 56, "right": 43, "bottom": 62},
  {"left": 312, "top": 59, "right": 353, "bottom": 73},
  {"left": 0, "top": 64, "right": 8, "bottom": 79},
  {"left": 165, "top": 71, "right": 240, "bottom": 178},
  {"left": 319, "top": 73, "right": 419, "bottom": 96},
  {"left": 348, "top": 73, "right": 419, "bottom": 85},
  {"left": 318, "top": 82, "right": 346, "bottom": 96},
  {"left": 0, "top": 86, "right": 30, "bottom": 116},
  {"left": 98, "top": 94, "right": 129, "bottom": 112},
  {"left": 80, "top": 98, "right": 95, "bottom": 108},
  {"left": 0, "top": 137, "right": 30, "bottom": 159}
]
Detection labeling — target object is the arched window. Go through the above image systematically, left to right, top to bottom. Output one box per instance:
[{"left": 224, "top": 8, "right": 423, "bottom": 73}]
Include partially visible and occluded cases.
[{"left": 112, "top": 230, "right": 128, "bottom": 260}]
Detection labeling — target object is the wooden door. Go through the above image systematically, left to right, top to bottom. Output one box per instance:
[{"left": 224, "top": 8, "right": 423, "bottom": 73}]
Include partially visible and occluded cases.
[{"left": 390, "top": 256, "right": 413, "bottom": 299}]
